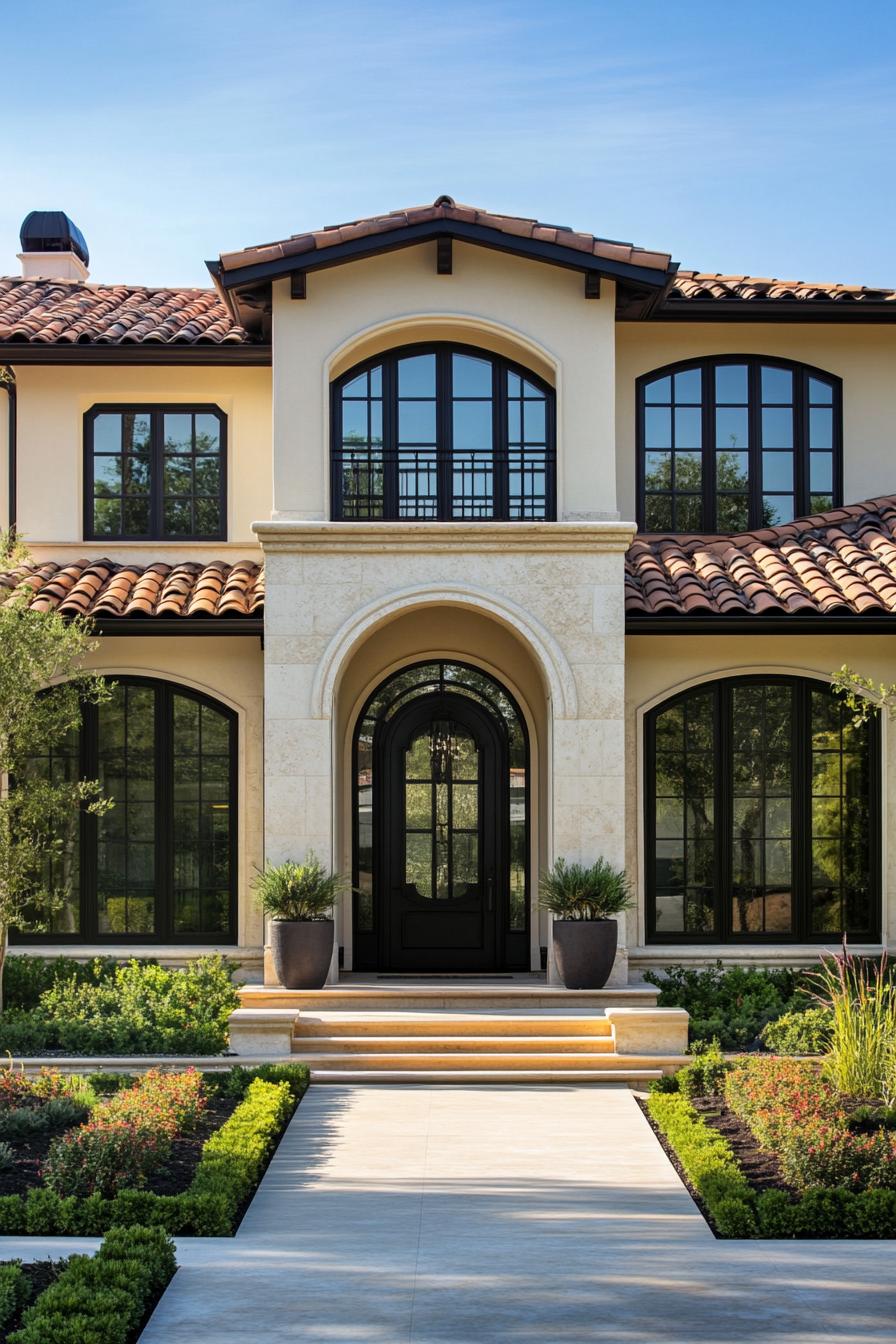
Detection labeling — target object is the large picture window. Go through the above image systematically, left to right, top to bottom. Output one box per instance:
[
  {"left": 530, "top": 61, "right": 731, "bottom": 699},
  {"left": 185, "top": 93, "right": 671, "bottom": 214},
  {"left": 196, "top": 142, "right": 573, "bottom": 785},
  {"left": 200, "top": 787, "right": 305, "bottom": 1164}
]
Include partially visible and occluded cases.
[
  {"left": 331, "top": 344, "right": 556, "bottom": 521},
  {"left": 637, "top": 357, "right": 841, "bottom": 533},
  {"left": 84, "top": 405, "right": 227, "bottom": 541},
  {"left": 645, "top": 676, "right": 880, "bottom": 943},
  {"left": 17, "top": 678, "right": 237, "bottom": 944}
]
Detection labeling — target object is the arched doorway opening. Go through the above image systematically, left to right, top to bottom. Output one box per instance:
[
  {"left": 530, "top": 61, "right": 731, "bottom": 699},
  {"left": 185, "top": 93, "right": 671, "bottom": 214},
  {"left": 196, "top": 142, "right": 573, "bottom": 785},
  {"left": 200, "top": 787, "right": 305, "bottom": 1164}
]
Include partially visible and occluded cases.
[{"left": 353, "top": 661, "right": 529, "bottom": 971}]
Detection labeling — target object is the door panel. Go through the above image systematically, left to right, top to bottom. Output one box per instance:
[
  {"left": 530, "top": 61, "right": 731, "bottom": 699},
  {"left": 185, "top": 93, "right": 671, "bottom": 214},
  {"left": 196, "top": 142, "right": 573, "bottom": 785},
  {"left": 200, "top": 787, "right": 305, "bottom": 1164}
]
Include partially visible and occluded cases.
[{"left": 378, "top": 693, "right": 503, "bottom": 971}]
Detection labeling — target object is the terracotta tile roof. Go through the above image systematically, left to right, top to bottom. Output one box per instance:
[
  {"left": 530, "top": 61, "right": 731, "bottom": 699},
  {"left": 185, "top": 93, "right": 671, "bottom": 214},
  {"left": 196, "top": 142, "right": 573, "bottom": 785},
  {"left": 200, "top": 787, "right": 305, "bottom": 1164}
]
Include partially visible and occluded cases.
[
  {"left": 217, "top": 197, "right": 673, "bottom": 276},
  {"left": 668, "top": 272, "right": 896, "bottom": 306},
  {"left": 0, "top": 277, "right": 251, "bottom": 345},
  {"left": 626, "top": 498, "right": 896, "bottom": 619},
  {"left": 0, "top": 558, "right": 264, "bottom": 618}
]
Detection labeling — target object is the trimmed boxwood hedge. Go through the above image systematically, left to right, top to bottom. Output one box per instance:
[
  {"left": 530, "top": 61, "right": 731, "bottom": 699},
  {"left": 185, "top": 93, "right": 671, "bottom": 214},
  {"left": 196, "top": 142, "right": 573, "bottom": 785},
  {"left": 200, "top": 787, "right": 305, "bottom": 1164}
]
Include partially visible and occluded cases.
[
  {"left": 0, "top": 1063, "right": 308, "bottom": 1238},
  {"left": 647, "top": 1090, "right": 896, "bottom": 1238},
  {"left": 9, "top": 1224, "right": 176, "bottom": 1344},
  {"left": 0, "top": 1263, "right": 30, "bottom": 1334}
]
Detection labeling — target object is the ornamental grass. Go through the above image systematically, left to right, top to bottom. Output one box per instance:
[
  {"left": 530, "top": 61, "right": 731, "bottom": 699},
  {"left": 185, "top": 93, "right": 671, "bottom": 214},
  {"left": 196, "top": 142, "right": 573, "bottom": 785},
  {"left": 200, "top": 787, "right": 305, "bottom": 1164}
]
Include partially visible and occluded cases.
[{"left": 810, "top": 945, "right": 896, "bottom": 1102}]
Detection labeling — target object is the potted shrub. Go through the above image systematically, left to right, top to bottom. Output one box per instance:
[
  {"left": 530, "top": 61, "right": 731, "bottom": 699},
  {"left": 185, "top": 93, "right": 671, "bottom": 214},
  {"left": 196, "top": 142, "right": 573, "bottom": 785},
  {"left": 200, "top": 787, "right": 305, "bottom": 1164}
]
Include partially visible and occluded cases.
[
  {"left": 253, "top": 854, "right": 349, "bottom": 990},
  {"left": 539, "top": 857, "right": 633, "bottom": 989}
]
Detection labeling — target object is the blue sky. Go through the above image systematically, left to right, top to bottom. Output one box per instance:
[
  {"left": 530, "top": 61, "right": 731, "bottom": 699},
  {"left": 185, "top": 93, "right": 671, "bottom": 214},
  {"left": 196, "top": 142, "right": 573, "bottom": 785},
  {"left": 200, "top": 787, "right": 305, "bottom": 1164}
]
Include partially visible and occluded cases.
[{"left": 3, "top": 0, "right": 895, "bottom": 288}]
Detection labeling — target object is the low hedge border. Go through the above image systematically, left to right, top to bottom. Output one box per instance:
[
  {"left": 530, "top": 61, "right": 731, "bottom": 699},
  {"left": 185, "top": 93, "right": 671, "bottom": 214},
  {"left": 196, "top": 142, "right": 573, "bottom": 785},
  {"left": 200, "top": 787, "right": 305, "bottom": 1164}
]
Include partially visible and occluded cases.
[
  {"left": 0, "top": 1063, "right": 308, "bottom": 1238},
  {"left": 647, "top": 1090, "right": 896, "bottom": 1238},
  {"left": 9, "top": 1224, "right": 176, "bottom": 1344},
  {"left": 0, "top": 1263, "right": 29, "bottom": 1334}
]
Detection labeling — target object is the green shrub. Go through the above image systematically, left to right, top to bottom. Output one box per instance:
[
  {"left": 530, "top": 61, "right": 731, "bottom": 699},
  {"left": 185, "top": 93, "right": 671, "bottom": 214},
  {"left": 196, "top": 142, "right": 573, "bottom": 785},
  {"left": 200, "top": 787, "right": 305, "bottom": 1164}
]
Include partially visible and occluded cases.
[
  {"left": 0, "top": 955, "right": 240, "bottom": 1056},
  {"left": 3, "top": 956, "right": 118, "bottom": 1012},
  {"left": 644, "top": 962, "right": 811, "bottom": 1049},
  {"left": 760, "top": 1007, "right": 833, "bottom": 1055},
  {"left": 677, "top": 1041, "right": 728, "bottom": 1098},
  {"left": 212, "top": 1062, "right": 310, "bottom": 1102},
  {"left": 86, "top": 1073, "right": 135, "bottom": 1096},
  {"left": 189, "top": 1077, "right": 294, "bottom": 1233},
  {"left": 647, "top": 1091, "right": 756, "bottom": 1236},
  {"left": 0, "top": 1097, "right": 89, "bottom": 1142},
  {"left": 9, "top": 1224, "right": 176, "bottom": 1344},
  {"left": 0, "top": 1263, "right": 30, "bottom": 1333}
]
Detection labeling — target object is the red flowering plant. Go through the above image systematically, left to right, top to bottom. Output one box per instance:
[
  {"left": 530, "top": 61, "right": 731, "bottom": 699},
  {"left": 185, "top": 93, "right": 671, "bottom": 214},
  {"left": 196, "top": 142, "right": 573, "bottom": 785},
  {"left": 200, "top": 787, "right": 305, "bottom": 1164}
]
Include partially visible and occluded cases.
[
  {"left": 725, "top": 1056, "right": 896, "bottom": 1192},
  {"left": 42, "top": 1067, "right": 206, "bottom": 1198}
]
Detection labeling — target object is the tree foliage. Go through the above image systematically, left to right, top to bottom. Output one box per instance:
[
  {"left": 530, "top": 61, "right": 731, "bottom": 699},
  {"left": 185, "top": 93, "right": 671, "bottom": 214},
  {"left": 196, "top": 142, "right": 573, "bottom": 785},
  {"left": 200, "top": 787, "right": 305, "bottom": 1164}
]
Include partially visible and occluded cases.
[{"left": 0, "top": 532, "right": 109, "bottom": 1003}]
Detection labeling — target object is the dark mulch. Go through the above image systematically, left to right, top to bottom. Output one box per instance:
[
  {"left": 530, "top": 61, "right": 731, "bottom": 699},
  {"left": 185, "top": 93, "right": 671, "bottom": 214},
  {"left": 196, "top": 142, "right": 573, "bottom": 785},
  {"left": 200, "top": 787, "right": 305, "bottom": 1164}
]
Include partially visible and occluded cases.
[
  {"left": 638, "top": 1090, "right": 796, "bottom": 1238},
  {"left": 0, "top": 1092, "right": 240, "bottom": 1200},
  {"left": 147, "top": 1093, "right": 239, "bottom": 1197},
  {"left": 692, "top": 1094, "right": 793, "bottom": 1195},
  {"left": 0, "top": 1260, "right": 62, "bottom": 1342}
]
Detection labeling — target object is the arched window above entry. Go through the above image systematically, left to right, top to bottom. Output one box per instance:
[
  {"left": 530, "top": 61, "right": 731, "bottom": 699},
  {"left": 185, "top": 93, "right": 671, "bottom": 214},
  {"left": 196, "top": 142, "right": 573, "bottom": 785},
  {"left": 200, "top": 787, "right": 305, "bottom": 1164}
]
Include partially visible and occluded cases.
[
  {"left": 331, "top": 344, "right": 556, "bottom": 521},
  {"left": 637, "top": 357, "right": 841, "bottom": 533},
  {"left": 644, "top": 676, "right": 880, "bottom": 943}
]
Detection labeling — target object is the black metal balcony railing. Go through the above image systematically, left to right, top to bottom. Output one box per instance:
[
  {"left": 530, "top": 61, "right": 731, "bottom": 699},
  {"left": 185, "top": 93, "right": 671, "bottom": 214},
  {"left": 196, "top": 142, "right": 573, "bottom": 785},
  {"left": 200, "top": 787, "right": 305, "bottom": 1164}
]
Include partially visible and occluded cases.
[{"left": 332, "top": 445, "right": 555, "bottom": 521}]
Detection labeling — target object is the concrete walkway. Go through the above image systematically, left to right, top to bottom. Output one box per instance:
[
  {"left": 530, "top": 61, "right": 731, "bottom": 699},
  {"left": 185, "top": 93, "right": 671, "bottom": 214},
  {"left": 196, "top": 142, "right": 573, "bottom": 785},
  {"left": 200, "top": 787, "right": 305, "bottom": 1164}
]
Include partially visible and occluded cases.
[{"left": 11, "top": 1084, "right": 896, "bottom": 1341}]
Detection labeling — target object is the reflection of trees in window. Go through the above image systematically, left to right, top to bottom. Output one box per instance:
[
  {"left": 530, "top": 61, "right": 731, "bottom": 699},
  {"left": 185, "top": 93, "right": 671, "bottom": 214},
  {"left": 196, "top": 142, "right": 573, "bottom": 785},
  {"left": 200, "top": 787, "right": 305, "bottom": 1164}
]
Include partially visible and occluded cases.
[
  {"left": 639, "top": 359, "right": 839, "bottom": 534},
  {"left": 646, "top": 677, "right": 878, "bottom": 943}
]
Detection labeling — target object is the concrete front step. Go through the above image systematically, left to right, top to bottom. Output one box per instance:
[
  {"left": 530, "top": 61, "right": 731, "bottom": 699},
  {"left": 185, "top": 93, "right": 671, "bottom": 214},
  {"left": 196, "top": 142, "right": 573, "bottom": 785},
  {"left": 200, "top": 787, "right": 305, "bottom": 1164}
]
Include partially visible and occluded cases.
[
  {"left": 239, "top": 985, "right": 659, "bottom": 1012},
  {"left": 295, "top": 1013, "right": 613, "bottom": 1038},
  {"left": 293, "top": 1034, "right": 618, "bottom": 1054},
  {"left": 290, "top": 1050, "right": 688, "bottom": 1072},
  {"left": 308, "top": 1068, "right": 666, "bottom": 1085}
]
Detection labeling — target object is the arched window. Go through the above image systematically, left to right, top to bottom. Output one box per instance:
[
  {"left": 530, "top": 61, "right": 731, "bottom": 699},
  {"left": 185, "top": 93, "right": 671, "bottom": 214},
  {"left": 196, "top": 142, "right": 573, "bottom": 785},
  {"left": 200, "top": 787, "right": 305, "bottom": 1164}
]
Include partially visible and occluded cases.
[
  {"left": 331, "top": 344, "right": 555, "bottom": 521},
  {"left": 637, "top": 357, "right": 841, "bottom": 533},
  {"left": 645, "top": 677, "right": 879, "bottom": 943},
  {"left": 17, "top": 678, "right": 237, "bottom": 944}
]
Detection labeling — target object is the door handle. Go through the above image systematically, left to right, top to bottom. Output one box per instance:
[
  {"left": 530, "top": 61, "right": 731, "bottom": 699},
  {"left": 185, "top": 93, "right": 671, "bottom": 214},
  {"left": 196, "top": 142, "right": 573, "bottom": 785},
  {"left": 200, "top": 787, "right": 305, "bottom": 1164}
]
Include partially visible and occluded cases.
[{"left": 486, "top": 875, "right": 495, "bottom": 912}]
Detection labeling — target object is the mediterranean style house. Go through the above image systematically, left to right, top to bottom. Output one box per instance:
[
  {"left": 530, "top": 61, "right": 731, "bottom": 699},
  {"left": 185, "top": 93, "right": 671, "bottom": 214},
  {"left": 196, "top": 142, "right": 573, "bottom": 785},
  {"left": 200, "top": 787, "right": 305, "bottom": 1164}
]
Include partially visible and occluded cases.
[{"left": 2, "top": 198, "right": 894, "bottom": 989}]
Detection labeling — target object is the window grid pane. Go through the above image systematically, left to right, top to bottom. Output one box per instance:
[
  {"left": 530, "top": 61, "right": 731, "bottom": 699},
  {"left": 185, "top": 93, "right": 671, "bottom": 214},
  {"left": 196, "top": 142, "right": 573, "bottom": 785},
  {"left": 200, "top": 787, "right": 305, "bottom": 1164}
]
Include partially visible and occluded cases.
[
  {"left": 333, "top": 349, "right": 554, "bottom": 521},
  {"left": 640, "top": 362, "right": 839, "bottom": 534},
  {"left": 642, "top": 370, "right": 703, "bottom": 532},
  {"left": 730, "top": 683, "right": 794, "bottom": 934},
  {"left": 652, "top": 692, "right": 716, "bottom": 936}
]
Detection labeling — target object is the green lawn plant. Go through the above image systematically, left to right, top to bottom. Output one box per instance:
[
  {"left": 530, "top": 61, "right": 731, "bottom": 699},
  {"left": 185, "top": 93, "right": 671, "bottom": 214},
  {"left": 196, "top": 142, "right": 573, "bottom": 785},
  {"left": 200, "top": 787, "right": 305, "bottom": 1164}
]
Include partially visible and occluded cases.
[
  {"left": 253, "top": 853, "right": 350, "bottom": 921},
  {"left": 538, "top": 857, "right": 632, "bottom": 920}
]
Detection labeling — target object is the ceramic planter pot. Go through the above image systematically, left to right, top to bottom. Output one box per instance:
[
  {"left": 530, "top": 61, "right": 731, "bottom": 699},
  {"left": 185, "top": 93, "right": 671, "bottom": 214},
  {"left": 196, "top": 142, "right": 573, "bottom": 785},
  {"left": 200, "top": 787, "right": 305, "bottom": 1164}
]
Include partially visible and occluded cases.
[
  {"left": 269, "top": 918, "right": 334, "bottom": 990},
  {"left": 552, "top": 918, "right": 618, "bottom": 989}
]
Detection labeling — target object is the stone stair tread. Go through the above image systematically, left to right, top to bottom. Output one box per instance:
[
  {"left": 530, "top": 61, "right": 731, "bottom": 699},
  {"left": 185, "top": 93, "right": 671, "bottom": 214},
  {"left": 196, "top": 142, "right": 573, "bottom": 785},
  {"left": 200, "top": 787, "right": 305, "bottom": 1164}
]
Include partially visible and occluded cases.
[
  {"left": 293, "top": 1035, "right": 617, "bottom": 1051},
  {"left": 291, "top": 1052, "right": 685, "bottom": 1069},
  {"left": 308, "top": 1068, "right": 664, "bottom": 1084}
]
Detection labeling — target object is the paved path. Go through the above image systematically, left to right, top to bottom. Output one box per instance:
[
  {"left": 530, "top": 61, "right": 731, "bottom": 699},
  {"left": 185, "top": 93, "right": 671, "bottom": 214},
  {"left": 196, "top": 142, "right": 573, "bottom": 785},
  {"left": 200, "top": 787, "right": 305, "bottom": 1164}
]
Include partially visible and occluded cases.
[{"left": 11, "top": 1085, "right": 896, "bottom": 1341}]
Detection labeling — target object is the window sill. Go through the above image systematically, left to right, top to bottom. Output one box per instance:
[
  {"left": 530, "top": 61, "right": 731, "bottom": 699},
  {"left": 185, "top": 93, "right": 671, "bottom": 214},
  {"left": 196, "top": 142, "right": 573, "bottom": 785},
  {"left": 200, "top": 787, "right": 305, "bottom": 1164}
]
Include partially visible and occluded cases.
[{"left": 629, "top": 943, "right": 886, "bottom": 966}]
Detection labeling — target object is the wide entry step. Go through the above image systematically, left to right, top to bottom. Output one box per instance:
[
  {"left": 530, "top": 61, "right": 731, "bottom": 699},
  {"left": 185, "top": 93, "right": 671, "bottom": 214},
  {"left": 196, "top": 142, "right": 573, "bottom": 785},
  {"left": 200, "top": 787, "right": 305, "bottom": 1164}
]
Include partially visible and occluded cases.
[{"left": 308, "top": 1068, "right": 665, "bottom": 1085}]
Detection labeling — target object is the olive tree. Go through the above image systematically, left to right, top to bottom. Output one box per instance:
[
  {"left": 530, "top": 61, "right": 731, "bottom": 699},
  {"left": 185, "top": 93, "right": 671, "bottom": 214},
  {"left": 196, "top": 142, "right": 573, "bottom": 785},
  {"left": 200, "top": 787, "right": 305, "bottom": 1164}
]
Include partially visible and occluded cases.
[{"left": 0, "top": 532, "right": 109, "bottom": 1007}]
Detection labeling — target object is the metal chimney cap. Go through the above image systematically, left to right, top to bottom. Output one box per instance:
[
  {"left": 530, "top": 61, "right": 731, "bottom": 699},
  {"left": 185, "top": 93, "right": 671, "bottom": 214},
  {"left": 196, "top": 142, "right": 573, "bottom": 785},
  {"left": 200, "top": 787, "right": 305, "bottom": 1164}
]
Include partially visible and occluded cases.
[{"left": 19, "top": 211, "right": 89, "bottom": 266}]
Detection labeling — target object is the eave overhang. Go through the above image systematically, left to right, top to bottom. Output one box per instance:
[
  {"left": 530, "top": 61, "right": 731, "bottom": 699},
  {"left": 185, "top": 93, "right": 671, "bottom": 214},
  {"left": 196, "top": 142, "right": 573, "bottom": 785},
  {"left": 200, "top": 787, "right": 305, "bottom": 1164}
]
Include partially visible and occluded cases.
[
  {"left": 210, "top": 219, "right": 679, "bottom": 332},
  {"left": 0, "top": 342, "right": 271, "bottom": 366}
]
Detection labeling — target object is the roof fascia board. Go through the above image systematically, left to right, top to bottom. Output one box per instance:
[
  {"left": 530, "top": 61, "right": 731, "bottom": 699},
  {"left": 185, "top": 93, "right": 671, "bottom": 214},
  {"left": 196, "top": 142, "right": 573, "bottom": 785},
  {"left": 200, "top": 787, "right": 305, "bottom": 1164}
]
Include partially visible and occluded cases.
[
  {"left": 216, "top": 219, "right": 674, "bottom": 292},
  {"left": 640, "top": 303, "right": 896, "bottom": 324},
  {"left": 0, "top": 344, "right": 271, "bottom": 366},
  {"left": 626, "top": 616, "right": 896, "bottom": 634},
  {"left": 94, "top": 617, "right": 264, "bottom": 636}
]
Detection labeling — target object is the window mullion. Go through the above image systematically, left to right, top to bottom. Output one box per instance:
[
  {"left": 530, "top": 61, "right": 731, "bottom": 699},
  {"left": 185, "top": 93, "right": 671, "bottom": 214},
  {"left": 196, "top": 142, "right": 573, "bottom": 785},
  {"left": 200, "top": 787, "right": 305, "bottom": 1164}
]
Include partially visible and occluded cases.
[
  {"left": 438, "top": 349, "right": 451, "bottom": 521},
  {"left": 384, "top": 359, "right": 398, "bottom": 519},
  {"left": 703, "top": 360, "right": 714, "bottom": 531},
  {"left": 748, "top": 361, "right": 761, "bottom": 530},
  {"left": 494, "top": 363, "right": 507, "bottom": 520},
  {"left": 794, "top": 370, "right": 808, "bottom": 518},
  {"left": 151, "top": 410, "right": 163, "bottom": 540},
  {"left": 792, "top": 680, "right": 809, "bottom": 941},
  {"left": 716, "top": 682, "right": 730, "bottom": 941},
  {"left": 157, "top": 685, "right": 173, "bottom": 941},
  {"left": 82, "top": 700, "right": 98, "bottom": 940}
]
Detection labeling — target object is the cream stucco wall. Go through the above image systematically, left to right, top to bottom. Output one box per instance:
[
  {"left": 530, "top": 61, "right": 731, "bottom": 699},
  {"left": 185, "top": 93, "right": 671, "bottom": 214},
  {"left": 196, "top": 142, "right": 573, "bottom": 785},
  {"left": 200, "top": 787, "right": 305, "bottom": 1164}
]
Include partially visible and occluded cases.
[
  {"left": 271, "top": 241, "right": 619, "bottom": 522},
  {"left": 615, "top": 322, "right": 896, "bottom": 520},
  {"left": 11, "top": 364, "right": 271, "bottom": 546},
  {"left": 625, "top": 634, "right": 896, "bottom": 974}
]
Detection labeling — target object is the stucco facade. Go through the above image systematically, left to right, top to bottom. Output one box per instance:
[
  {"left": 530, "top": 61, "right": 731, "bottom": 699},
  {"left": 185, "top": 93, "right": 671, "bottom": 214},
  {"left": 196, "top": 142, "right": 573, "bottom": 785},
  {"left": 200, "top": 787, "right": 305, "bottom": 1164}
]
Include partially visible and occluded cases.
[{"left": 3, "top": 199, "right": 895, "bottom": 985}]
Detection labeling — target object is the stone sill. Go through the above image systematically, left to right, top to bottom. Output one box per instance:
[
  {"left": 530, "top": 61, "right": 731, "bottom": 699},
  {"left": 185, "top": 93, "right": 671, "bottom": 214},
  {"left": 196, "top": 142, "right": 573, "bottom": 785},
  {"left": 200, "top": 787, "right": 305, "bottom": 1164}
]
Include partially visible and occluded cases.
[
  {"left": 253, "top": 519, "right": 637, "bottom": 554},
  {"left": 629, "top": 943, "right": 886, "bottom": 970},
  {"left": 12, "top": 944, "right": 264, "bottom": 978}
]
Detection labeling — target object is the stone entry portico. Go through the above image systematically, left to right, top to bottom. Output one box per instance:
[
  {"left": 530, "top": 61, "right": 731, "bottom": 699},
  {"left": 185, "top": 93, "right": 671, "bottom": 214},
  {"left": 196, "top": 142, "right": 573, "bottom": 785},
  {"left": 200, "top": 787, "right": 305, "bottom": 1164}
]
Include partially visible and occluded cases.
[{"left": 256, "top": 519, "right": 635, "bottom": 984}]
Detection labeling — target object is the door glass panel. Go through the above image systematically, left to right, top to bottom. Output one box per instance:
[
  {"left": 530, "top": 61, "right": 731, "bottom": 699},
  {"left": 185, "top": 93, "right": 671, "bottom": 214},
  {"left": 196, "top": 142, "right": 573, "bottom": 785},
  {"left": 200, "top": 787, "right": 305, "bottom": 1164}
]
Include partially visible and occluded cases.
[{"left": 404, "top": 721, "right": 480, "bottom": 901}]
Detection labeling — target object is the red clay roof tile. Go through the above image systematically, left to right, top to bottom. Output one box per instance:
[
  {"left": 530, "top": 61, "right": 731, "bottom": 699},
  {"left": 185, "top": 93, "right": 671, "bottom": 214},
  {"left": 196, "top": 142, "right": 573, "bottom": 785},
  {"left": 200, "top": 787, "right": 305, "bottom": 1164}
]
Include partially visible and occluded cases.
[
  {"left": 626, "top": 498, "right": 896, "bottom": 619},
  {"left": 0, "top": 558, "right": 263, "bottom": 619}
]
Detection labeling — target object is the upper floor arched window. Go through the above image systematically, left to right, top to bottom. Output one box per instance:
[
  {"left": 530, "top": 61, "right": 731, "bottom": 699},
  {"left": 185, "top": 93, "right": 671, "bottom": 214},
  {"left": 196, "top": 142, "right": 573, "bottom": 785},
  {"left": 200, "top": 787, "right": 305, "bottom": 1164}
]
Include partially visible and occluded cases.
[
  {"left": 331, "top": 344, "right": 556, "bottom": 521},
  {"left": 637, "top": 357, "right": 841, "bottom": 533}
]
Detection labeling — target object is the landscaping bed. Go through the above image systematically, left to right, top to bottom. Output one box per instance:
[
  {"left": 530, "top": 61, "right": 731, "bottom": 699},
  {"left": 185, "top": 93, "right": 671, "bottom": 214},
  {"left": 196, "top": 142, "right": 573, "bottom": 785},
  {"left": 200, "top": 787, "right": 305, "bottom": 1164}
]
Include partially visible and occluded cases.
[
  {"left": 644, "top": 1053, "right": 896, "bottom": 1238},
  {"left": 0, "top": 1062, "right": 309, "bottom": 1237},
  {"left": 0, "top": 1225, "right": 177, "bottom": 1344}
]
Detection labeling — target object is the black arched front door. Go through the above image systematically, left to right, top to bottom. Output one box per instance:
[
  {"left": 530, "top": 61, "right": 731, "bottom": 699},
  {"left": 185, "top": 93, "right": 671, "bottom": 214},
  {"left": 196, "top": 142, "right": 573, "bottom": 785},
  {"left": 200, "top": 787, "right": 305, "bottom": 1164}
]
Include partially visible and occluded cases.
[{"left": 377, "top": 692, "right": 504, "bottom": 971}]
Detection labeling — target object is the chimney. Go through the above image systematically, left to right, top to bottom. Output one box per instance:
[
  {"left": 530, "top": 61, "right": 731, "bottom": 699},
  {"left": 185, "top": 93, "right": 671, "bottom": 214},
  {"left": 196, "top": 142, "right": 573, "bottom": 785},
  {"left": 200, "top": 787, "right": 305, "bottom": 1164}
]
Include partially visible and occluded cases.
[{"left": 18, "top": 211, "right": 89, "bottom": 281}]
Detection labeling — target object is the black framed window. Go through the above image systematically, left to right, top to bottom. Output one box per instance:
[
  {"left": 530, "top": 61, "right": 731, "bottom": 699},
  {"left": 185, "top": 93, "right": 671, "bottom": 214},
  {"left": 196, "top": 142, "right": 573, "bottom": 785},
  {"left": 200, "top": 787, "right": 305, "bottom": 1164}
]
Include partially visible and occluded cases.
[
  {"left": 331, "top": 344, "right": 556, "bottom": 521},
  {"left": 638, "top": 357, "right": 841, "bottom": 533},
  {"left": 85, "top": 406, "right": 227, "bottom": 540},
  {"left": 645, "top": 676, "right": 880, "bottom": 943},
  {"left": 16, "top": 678, "right": 237, "bottom": 944}
]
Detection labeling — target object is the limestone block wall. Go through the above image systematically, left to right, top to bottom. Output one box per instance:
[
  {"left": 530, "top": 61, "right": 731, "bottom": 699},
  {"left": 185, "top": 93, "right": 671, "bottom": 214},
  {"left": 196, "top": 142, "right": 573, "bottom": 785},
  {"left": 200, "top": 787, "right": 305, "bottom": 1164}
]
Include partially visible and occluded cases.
[{"left": 257, "top": 520, "right": 634, "bottom": 980}]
